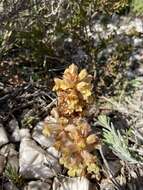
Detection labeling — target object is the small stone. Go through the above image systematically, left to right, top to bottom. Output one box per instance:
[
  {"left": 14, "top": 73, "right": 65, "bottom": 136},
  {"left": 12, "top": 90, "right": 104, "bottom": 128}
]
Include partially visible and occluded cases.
[
  {"left": 134, "top": 18, "right": 143, "bottom": 33},
  {"left": 94, "top": 23, "right": 103, "bottom": 32},
  {"left": 107, "top": 24, "right": 117, "bottom": 32},
  {"left": 133, "top": 38, "right": 143, "bottom": 47},
  {"left": 133, "top": 53, "right": 143, "bottom": 61},
  {"left": 136, "top": 67, "right": 143, "bottom": 76},
  {"left": 0, "top": 82, "right": 4, "bottom": 90},
  {"left": 9, "top": 119, "right": 20, "bottom": 142},
  {"left": 9, "top": 119, "right": 19, "bottom": 131},
  {"left": 32, "top": 122, "right": 54, "bottom": 148},
  {"left": 0, "top": 124, "right": 9, "bottom": 147},
  {"left": 20, "top": 128, "right": 31, "bottom": 139},
  {"left": 19, "top": 129, "right": 61, "bottom": 179},
  {"left": 0, "top": 144, "right": 16, "bottom": 156},
  {"left": 47, "top": 147, "right": 60, "bottom": 159},
  {"left": 139, "top": 166, "right": 143, "bottom": 176},
  {"left": 130, "top": 170, "right": 138, "bottom": 179},
  {"left": 53, "top": 177, "right": 97, "bottom": 190},
  {"left": 100, "top": 179, "right": 116, "bottom": 190},
  {"left": 24, "top": 180, "right": 51, "bottom": 190},
  {"left": 3, "top": 182, "right": 18, "bottom": 190}
]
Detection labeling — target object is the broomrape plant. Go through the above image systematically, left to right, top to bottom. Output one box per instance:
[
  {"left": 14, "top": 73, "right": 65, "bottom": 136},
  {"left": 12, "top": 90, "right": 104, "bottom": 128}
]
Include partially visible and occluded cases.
[
  {"left": 43, "top": 64, "right": 99, "bottom": 177},
  {"left": 53, "top": 64, "right": 93, "bottom": 116}
]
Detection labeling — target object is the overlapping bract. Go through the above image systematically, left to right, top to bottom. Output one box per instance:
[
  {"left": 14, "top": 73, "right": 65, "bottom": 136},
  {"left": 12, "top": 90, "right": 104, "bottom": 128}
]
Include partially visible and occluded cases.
[
  {"left": 43, "top": 64, "right": 99, "bottom": 176},
  {"left": 53, "top": 64, "right": 92, "bottom": 115},
  {"left": 43, "top": 108, "right": 99, "bottom": 176}
]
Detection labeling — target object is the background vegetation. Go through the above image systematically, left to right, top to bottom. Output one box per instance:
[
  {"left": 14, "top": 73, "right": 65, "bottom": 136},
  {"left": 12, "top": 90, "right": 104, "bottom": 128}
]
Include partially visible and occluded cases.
[{"left": 0, "top": 0, "right": 143, "bottom": 189}]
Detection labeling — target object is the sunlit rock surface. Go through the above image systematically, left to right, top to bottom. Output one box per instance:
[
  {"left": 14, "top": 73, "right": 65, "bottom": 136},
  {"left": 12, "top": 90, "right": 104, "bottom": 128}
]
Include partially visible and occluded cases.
[
  {"left": 0, "top": 124, "right": 9, "bottom": 147},
  {"left": 19, "top": 129, "right": 61, "bottom": 179}
]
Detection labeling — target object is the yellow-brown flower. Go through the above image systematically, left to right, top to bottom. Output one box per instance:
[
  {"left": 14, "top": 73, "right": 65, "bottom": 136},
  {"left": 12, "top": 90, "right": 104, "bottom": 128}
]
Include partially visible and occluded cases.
[
  {"left": 43, "top": 64, "right": 99, "bottom": 177},
  {"left": 53, "top": 64, "right": 92, "bottom": 115},
  {"left": 42, "top": 108, "right": 68, "bottom": 138},
  {"left": 43, "top": 113, "right": 99, "bottom": 176}
]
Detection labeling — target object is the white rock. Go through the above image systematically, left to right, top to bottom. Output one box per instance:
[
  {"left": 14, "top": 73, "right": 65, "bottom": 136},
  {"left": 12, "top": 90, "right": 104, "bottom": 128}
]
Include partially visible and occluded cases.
[
  {"left": 0, "top": 3, "right": 3, "bottom": 13},
  {"left": 117, "top": 17, "right": 143, "bottom": 35},
  {"left": 133, "top": 18, "right": 143, "bottom": 33},
  {"left": 127, "top": 19, "right": 142, "bottom": 34},
  {"left": 94, "top": 23, "right": 104, "bottom": 33},
  {"left": 107, "top": 24, "right": 117, "bottom": 32},
  {"left": 117, "top": 24, "right": 127, "bottom": 34},
  {"left": 86, "top": 26, "right": 93, "bottom": 37},
  {"left": 64, "top": 37, "right": 72, "bottom": 43},
  {"left": 133, "top": 38, "right": 143, "bottom": 47},
  {"left": 134, "top": 54, "right": 143, "bottom": 61},
  {"left": 136, "top": 66, "right": 143, "bottom": 76},
  {"left": 0, "top": 82, "right": 4, "bottom": 90},
  {"left": 9, "top": 119, "right": 20, "bottom": 142},
  {"left": 9, "top": 119, "right": 19, "bottom": 131},
  {"left": 32, "top": 122, "right": 54, "bottom": 148},
  {"left": 0, "top": 124, "right": 9, "bottom": 147},
  {"left": 11, "top": 128, "right": 21, "bottom": 142},
  {"left": 20, "top": 128, "right": 31, "bottom": 139},
  {"left": 19, "top": 129, "right": 61, "bottom": 179},
  {"left": 0, "top": 144, "right": 17, "bottom": 156},
  {"left": 47, "top": 147, "right": 60, "bottom": 159},
  {"left": 53, "top": 177, "right": 97, "bottom": 190},
  {"left": 100, "top": 179, "right": 115, "bottom": 190},
  {"left": 24, "top": 181, "right": 51, "bottom": 190},
  {"left": 3, "top": 182, "right": 18, "bottom": 190}
]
